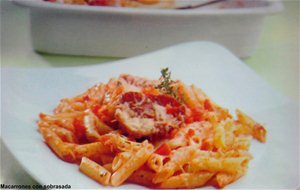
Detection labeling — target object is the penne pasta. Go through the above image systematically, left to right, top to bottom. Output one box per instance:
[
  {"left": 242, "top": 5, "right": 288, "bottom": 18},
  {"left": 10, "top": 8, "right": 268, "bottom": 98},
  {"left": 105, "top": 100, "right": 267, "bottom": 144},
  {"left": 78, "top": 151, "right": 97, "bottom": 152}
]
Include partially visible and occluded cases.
[
  {"left": 38, "top": 72, "right": 267, "bottom": 188},
  {"left": 236, "top": 109, "right": 266, "bottom": 143},
  {"left": 39, "top": 124, "right": 76, "bottom": 143},
  {"left": 40, "top": 127, "right": 76, "bottom": 162},
  {"left": 74, "top": 142, "right": 112, "bottom": 162},
  {"left": 111, "top": 143, "right": 153, "bottom": 186},
  {"left": 153, "top": 146, "right": 197, "bottom": 183},
  {"left": 111, "top": 152, "right": 132, "bottom": 172},
  {"left": 147, "top": 153, "right": 165, "bottom": 173},
  {"left": 100, "top": 155, "right": 114, "bottom": 165},
  {"left": 188, "top": 156, "right": 250, "bottom": 174},
  {"left": 79, "top": 157, "right": 111, "bottom": 186},
  {"left": 188, "top": 157, "right": 222, "bottom": 173},
  {"left": 102, "top": 163, "right": 113, "bottom": 173},
  {"left": 215, "top": 168, "right": 246, "bottom": 188},
  {"left": 128, "top": 169, "right": 156, "bottom": 187},
  {"left": 160, "top": 172, "right": 214, "bottom": 188}
]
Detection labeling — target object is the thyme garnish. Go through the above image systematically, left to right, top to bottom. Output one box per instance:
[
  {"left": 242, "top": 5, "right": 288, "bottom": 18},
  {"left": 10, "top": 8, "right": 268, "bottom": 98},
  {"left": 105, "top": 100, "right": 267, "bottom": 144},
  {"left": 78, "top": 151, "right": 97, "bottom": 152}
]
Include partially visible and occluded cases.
[{"left": 156, "top": 68, "right": 178, "bottom": 99}]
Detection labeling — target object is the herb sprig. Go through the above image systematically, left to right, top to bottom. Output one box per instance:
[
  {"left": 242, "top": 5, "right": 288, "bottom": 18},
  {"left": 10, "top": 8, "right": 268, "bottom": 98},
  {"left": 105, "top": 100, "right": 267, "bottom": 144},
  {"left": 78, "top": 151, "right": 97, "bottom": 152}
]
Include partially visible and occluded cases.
[{"left": 156, "top": 68, "right": 178, "bottom": 98}]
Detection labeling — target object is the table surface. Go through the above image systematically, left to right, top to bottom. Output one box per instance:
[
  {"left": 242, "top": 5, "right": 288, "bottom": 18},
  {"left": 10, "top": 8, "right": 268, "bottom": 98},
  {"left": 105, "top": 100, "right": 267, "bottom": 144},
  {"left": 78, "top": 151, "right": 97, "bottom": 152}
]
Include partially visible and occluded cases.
[{"left": 1, "top": 0, "right": 299, "bottom": 186}]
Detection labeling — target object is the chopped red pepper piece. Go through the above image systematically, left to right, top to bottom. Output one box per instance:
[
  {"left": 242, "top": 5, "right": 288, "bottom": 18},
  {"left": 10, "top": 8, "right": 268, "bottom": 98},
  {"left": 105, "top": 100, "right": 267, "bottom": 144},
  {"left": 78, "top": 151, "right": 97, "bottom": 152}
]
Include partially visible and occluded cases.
[
  {"left": 83, "top": 95, "right": 90, "bottom": 102},
  {"left": 204, "top": 99, "right": 213, "bottom": 111},
  {"left": 91, "top": 104, "right": 100, "bottom": 115},
  {"left": 186, "top": 107, "right": 203, "bottom": 123},
  {"left": 169, "top": 128, "right": 179, "bottom": 138},
  {"left": 187, "top": 128, "right": 195, "bottom": 137},
  {"left": 155, "top": 143, "right": 171, "bottom": 156}
]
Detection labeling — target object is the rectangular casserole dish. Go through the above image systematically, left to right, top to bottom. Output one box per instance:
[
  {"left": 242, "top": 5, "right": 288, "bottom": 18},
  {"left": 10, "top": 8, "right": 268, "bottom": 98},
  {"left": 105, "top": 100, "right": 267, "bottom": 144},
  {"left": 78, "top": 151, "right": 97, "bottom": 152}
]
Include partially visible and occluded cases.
[{"left": 13, "top": 0, "right": 283, "bottom": 58}]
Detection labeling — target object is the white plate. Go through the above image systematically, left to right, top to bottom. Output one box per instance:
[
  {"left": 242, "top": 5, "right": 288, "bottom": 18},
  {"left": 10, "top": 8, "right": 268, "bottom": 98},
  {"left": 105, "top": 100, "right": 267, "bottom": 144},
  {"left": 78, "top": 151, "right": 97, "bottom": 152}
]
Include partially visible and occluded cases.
[{"left": 2, "top": 42, "right": 298, "bottom": 189}]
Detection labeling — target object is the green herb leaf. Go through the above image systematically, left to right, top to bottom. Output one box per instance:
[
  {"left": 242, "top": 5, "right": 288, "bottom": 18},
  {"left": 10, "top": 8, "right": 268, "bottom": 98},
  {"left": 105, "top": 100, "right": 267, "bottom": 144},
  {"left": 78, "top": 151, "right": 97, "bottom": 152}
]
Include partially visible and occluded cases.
[{"left": 156, "top": 68, "right": 178, "bottom": 98}]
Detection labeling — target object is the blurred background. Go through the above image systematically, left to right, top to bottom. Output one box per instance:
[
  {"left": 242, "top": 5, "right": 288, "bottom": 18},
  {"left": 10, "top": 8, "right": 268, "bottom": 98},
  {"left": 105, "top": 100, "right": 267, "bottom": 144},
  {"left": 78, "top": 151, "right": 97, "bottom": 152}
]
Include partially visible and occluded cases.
[{"left": 1, "top": 0, "right": 299, "bottom": 185}]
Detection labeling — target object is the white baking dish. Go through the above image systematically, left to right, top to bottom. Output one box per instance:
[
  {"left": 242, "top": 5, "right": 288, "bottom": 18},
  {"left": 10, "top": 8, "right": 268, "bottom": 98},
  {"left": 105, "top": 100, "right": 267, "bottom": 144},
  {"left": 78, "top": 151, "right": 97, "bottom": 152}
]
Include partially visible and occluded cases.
[{"left": 13, "top": 0, "right": 283, "bottom": 58}]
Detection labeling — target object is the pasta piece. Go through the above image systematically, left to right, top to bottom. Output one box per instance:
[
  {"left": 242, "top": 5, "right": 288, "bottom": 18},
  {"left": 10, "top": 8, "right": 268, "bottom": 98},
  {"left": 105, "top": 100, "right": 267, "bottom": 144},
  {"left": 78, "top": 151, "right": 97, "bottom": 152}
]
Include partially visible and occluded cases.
[
  {"left": 119, "top": 74, "right": 155, "bottom": 89},
  {"left": 176, "top": 82, "right": 200, "bottom": 109},
  {"left": 84, "top": 83, "right": 106, "bottom": 106},
  {"left": 190, "top": 85, "right": 208, "bottom": 104},
  {"left": 56, "top": 98, "right": 86, "bottom": 113},
  {"left": 54, "top": 99, "right": 75, "bottom": 113},
  {"left": 71, "top": 102, "right": 86, "bottom": 111},
  {"left": 236, "top": 109, "right": 266, "bottom": 142},
  {"left": 39, "top": 112, "right": 75, "bottom": 131},
  {"left": 39, "top": 112, "right": 83, "bottom": 120},
  {"left": 214, "top": 119, "right": 238, "bottom": 151},
  {"left": 214, "top": 123, "right": 226, "bottom": 149},
  {"left": 252, "top": 123, "right": 267, "bottom": 143},
  {"left": 38, "top": 124, "right": 76, "bottom": 143},
  {"left": 40, "top": 127, "right": 76, "bottom": 162},
  {"left": 102, "top": 133, "right": 143, "bottom": 152},
  {"left": 168, "top": 134, "right": 186, "bottom": 149},
  {"left": 232, "top": 136, "right": 252, "bottom": 150},
  {"left": 74, "top": 142, "right": 112, "bottom": 162},
  {"left": 111, "top": 142, "right": 153, "bottom": 186},
  {"left": 153, "top": 146, "right": 197, "bottom": 183},
  {"left": 222, "top": 149, "right": 253, "bottom": 160},
  {"left": 112, "top": 152, "right": 132, "bottom": 172},
  {"left": 147, "top": 153, "right": 165, "bottom": 172},
  {"left": 188, "top": 153, "right": 251, "bottom": 174},
  {"left": 100, "top": 155, "right": 114, "bottom": 165},
  {"left": 79, "top": 157, "right": 111, "bottom": 186},
  {"left": 188, "top": 157, "right": 222, "bottom": 173},
  {"left": 222, "top": 157, "right": 249, "bottom": 174},
  {"left": 152, "top": 162, "right": 177, "bottom": 184},
  {"left": 103, "top": 163, "right": 113, "bottom": 173},
  {"left": 214, "top": 168, "right": 246, "bottom": 188},
  {"left": 128, "top": 169, "right": 156, "bottom": 187},
  {"left": 160, "top": 172, "right": 214, "bottom": 188}
]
